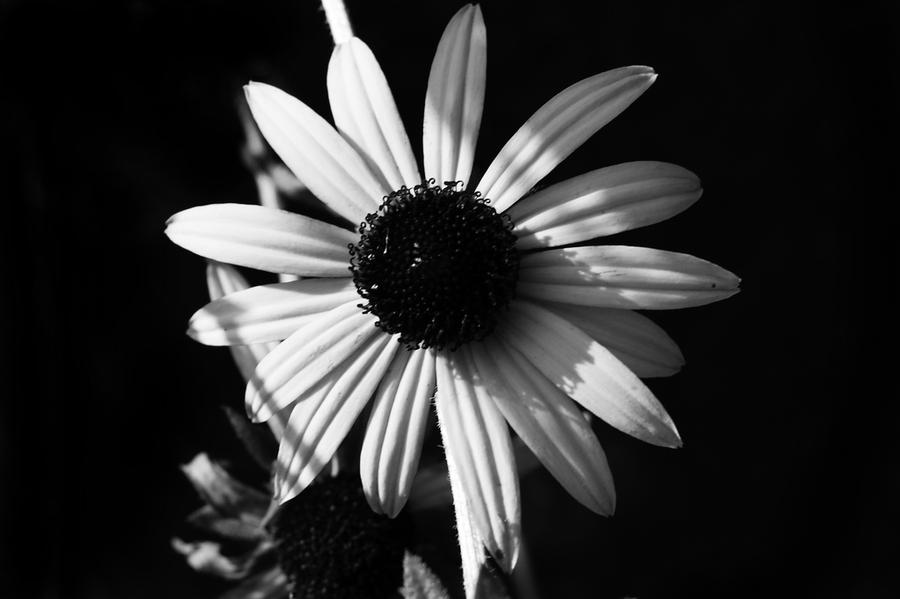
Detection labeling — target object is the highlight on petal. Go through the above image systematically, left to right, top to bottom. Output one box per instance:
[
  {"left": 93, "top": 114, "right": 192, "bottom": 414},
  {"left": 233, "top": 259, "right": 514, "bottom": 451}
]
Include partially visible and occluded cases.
[
  {"left": 423, "top": 4, "right": 487, "bottom": 186},
  {"left": 328, "top": 37, "right": 421, "bottom": 190},
  {"left": 477, "top": 66, "right": 658, "bottom": 213},
  {"left": 245, "top": 81, "right": 389, "bottom": 223},
  {"left": 508, "top": 161, "right": 702, "bottom": 250},
  {"left": 165, "top": 204, "right": 357, "bottom": 276},
  {"left": 518, "top": 245, "right": 741, "bottom": 309},
  {"left": 206, "top": 260, "right": 253, "bottom": 298},
  {"left": 205, "top": 262, "right": 279, "bottom": 377},
  {"left": 206, "top": 262, "right": 290, "bottom": 437},
  {"left": 189, "top": 278, "right": 358, "bottom": 346},
  {"left": 499, "top": 300, "right": 682, "bottom": 448},
  {"left": 244, "top": 301, "right": 379, "bottom": 423},
  {"left": 542, "top": 302, "right": 685, "bottom": 378},
  {"left": 275, "top": 332, "right": 398, "bottom": 503},
  {"left": 469, "top": 340, "right": 616, "bottom": 515},
  {"left": 360, "top": 348, "right": 436, "bottom": 518},
  {"left": 435, "top": 353, "right": 520, "bottom": 572},
  {"left": 436, "top": 387, "right": 515, "bottom": 599},
  {"left": 407, "top": 438, "right": 541, "bottom": 514},
  {"left": 440, "top": 439, "right": 496, "bottom": 599},
  {"left": 180, "top": 453, "right": 270, "bottom": 521},
  {"left": 185, "top": 505, "right": 267, "bottom": 543},
  {"left": 172, "top": 538, "right": 253, "bottom": 579}
]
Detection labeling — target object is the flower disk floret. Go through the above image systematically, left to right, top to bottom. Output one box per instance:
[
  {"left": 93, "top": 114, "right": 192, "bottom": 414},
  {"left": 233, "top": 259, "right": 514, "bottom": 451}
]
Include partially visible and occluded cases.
[{"left": 350, "top": 180, "right": 518, "bottom": 351}]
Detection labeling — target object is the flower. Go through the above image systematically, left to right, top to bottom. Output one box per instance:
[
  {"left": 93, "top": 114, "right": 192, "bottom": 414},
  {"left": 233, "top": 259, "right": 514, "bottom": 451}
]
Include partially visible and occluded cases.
[
  {"left": 165, "top": 1, "right": 739, "bottom": 585},
  {"left": 173, "top": 452, "right": 287, "bottom": 599},
  {"left": 174, "top": 452, "right": 455, "bottom": 599}
]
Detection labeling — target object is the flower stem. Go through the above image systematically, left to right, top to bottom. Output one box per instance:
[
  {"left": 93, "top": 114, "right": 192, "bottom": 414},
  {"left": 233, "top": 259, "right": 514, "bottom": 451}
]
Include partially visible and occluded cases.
[{"left": 321, "top": 0, "right": 353, "bottom": 45}]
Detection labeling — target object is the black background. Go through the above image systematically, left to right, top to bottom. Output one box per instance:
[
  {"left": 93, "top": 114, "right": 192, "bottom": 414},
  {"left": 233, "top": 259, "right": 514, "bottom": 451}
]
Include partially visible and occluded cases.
[{"left": 1, "top": 1, "right": 897, "bottom": 597}]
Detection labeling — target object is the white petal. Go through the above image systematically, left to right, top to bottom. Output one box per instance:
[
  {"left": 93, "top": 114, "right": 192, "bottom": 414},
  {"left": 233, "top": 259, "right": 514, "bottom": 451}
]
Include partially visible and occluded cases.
[
  {"left": 423, "top": 4, "right": 486, "bottom": 186},
  {"left": 328, "top": 37, "right": 421, "bottom": 190},
  {"left": 477, "top": 66, "right": 657, "bottom": 213},
  {"left": 245, "top": 82, "right": 389, "bottom": 223},
  {"left": 508, "top": 161, "right": 702, "bottom": 250},
  {"left": 165, "top": 204, "right": 356, "bottom": 276},
  {"left": 518, "top": 245, "right": 741, "bottom": 309},
  {"left": 206, "top": 260, "right": 253, "bottom": 298},
  {"left": 205, "top": 262, "right": 279, "bottom": 375},
  {"left": 206, "top": 262, "right": 288, "bottom": 436},
  {"left": 189, "top": 278, "right": 358, "bottom": 346},
  {"left": 499, "top": 300, "right": 681, "bottom": 448},
  {"left": 245, "top": 301, "right": 379, "bottom": 422},
  {"left": 542, "top": 302, "right": 684, "bottom": 378},
  {"left": 275, "top": 332, "right": 397, "bottom": 503},
  {"left": 471, "top": 339, "right": 616, "bottom": 515},
  {"left": 229, "top": 343, "right": 272, "bottom": 393},
  {"left": 360, "top": 347, "right": 435, "bottom": 517},
  {"left": 435, "top": 352, "right": 520, "bottom": 571},
  {"left": 270, "top": 379, "right": 339, "bottom": 503},
  {"left": 436, "top": 391, "right": 512, "bottom": 599},
  {"left": 441, "top": 439, "right": 490, "bottom": 599},
  {"left": 407, "top": 440, "right": 541, "bottom": 513}
]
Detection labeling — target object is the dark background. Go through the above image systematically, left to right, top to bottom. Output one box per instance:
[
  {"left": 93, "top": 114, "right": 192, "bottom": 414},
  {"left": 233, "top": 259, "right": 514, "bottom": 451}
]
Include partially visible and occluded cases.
[{"left": 1, "top": 0, "right": 896, "bottom": 597}]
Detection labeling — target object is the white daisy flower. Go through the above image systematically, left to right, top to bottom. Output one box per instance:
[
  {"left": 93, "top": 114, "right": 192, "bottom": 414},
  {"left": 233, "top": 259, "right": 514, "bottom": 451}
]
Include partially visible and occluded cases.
[{"left": 165, "top": 2, "right": 739, "bottom": 581}]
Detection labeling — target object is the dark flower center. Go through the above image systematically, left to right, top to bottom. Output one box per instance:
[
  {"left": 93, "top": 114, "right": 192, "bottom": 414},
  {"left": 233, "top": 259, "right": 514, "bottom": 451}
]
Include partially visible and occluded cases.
[
  {"left": 349, "top": 181, "right": 519, "bottom": 350},
  {"left": 271, "top": 473, "right": 410, "bottom": 599}
]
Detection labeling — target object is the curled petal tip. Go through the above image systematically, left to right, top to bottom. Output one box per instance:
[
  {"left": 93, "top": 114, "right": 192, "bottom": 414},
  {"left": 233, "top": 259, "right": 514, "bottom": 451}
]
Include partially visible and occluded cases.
[
  {"left": 623, "top": 65, "right": 655, "bottom": 78},
  {"left": 243, "top": 81, "right": 265, "bottom": 100},
  {"left": 244, "top": 396, "right": 270, "bottom": 424},
  {"left": 248, "top": 411, "right": 269, "bottom": 425},
  {"left": 649, "top": 415, "right": 682, "bottom": 449},
  {"left": 668, "top": 423, "right": 683, "bottom": 448},
  {"left": 274, "top": 477, "right": 295, "bottom": 505},
  {"left": 278, "top": 484, "right": 304, "bottom": 506},
  {"left": 582, "top": 485, "right": 616, "bottom": 518},
  {"left": 384, "top": 491, "right": 411, "bottom": 519},
  {"left": 377, "top": 494, "right": 397, "bottom": 519}
]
